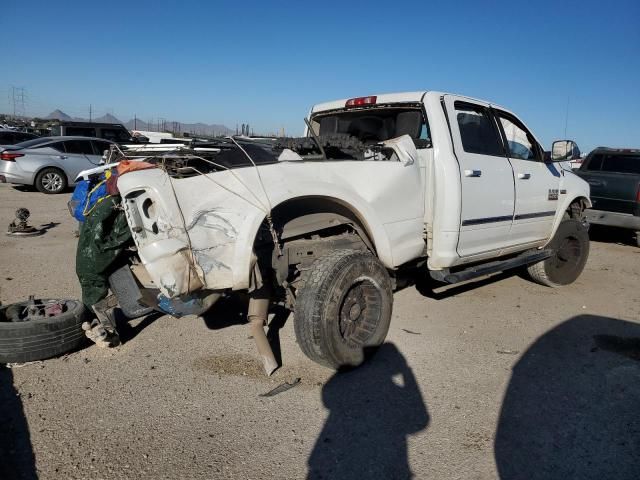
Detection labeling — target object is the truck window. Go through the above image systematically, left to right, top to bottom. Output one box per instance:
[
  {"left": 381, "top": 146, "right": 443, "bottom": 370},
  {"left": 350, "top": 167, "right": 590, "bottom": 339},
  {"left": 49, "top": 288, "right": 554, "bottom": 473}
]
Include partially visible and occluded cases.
[
  {"left": 454, "top": 102, "right": 503, "bottom": 157},
  {"left": 313, "top": 108, "right": 430, "bottom": 146},
  {"left": 495, "top": 112, "right": 540, "bottom": 160},
  {"left": 66, "top": 127, "right": 97, "bottom": 137},
  {"left": 101, "top": 128, "right": 131, "bottom": 142},
  {"left": 585, "top": 154, "right": 603, "bottom": 171},
  {"left": 601, "top": 154, "right": 640, "bottom": 174}
]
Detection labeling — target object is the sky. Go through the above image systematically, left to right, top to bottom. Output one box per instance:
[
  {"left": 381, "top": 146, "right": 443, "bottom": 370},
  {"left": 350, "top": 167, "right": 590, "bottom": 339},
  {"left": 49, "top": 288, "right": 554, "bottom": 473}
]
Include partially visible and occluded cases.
[{"left": 1, "top": 0, "right": 639, "bottom": 151}]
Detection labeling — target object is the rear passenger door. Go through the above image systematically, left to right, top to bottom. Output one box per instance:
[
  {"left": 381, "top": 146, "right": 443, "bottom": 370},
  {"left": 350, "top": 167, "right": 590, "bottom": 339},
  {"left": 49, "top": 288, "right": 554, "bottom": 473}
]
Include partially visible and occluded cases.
[
  {"left": 443, "top": 96, "right": 515, "bottom": 257},
  {"left": 493, "top": 109, "right": 560, "bottom": 245}
]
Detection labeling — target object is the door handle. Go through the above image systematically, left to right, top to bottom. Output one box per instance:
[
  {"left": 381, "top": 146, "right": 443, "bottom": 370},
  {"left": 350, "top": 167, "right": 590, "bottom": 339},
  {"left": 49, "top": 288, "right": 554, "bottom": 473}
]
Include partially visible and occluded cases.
[
  {"left": 57, "top": 155, "right": 68, "bottom": 159},
  {"left": 464, "top": 169, "right": 482, "bottom": 177},
  {"left": 517, "top": 173, "right": 531, "bottom": 179},
  {"left": 587, "top": 179, "right": 603, "bottom": 186}
]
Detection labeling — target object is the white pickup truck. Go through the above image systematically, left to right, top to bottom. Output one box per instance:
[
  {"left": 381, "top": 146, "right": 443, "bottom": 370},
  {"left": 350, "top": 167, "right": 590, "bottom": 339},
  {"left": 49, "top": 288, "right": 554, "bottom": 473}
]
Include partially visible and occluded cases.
[{"left": 115, "top": 91, "right": 591, "bottom": 369}]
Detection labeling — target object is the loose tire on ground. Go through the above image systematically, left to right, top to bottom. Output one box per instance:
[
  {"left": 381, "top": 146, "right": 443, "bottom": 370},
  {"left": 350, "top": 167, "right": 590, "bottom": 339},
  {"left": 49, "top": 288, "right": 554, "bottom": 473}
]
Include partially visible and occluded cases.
[
  {"left": 35, "top": 167, "right": 67, "bottom": 194},
  {"left": 527, "top": 219, "right": 590, "bottom": 287},
  {"left": 294, "top": 249, "right": 393, "bottom": 369},
  {"left": 0, "top": 300, "right": 89, "bottom": 363}
]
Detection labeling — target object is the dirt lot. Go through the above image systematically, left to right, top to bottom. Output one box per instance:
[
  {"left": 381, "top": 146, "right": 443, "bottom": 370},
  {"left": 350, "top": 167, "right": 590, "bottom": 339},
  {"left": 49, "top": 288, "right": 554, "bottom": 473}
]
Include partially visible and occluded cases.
[{"left": 1, "top": 183, "right": 639, "bottom": 479}]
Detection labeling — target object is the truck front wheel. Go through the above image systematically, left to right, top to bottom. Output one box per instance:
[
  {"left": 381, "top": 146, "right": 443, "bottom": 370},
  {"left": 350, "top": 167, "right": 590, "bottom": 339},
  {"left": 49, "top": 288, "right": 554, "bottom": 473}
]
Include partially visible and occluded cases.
[
  {"left": 526, "top": 219, "right": 590, "bottom": 287},
  {"left": 294, "top": 249, "right": 393, "bottom": 369}
]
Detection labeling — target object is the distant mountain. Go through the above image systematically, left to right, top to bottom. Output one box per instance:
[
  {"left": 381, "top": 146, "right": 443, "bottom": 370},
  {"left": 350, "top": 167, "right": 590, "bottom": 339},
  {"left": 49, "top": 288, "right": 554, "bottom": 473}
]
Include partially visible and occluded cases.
[
  {"left": 42, "top": 109, "right": 234, "bottom": 136},
  {"left": 45, "top": 109, "right": 72, "bottom": 121},
  {"left": 93, "top": 113, "right": 122, "bottom": 123}
]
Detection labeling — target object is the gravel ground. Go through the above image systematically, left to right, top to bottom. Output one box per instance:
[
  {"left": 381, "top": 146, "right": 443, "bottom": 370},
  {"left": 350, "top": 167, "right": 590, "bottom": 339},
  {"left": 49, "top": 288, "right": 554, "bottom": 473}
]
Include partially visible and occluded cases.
[{"left": 1, "top": 183, "right": 639, "bottom": 479}]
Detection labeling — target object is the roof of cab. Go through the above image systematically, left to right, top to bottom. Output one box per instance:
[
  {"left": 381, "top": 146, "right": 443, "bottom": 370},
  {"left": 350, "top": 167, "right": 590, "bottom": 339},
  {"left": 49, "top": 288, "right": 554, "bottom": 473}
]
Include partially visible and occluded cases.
[
  {"left": 310, "top": 91, "right": 509, "bottom": 113},
  {"left": 311, "top": 91, "right": 428, "bottom": 113}
]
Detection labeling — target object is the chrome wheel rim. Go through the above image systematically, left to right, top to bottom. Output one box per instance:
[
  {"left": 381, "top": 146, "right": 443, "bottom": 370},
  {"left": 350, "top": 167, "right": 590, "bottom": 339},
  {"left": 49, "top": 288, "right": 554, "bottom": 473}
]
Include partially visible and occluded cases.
[{"left": 42, "top": 172, "right": 63, "bottom": 192}]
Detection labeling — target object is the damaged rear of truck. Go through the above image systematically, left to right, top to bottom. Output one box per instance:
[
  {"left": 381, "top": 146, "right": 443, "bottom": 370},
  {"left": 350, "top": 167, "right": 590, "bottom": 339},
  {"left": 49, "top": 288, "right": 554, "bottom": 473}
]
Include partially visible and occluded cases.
[{"left": 115, "top": 91, "right": 590, "bottom": 370}]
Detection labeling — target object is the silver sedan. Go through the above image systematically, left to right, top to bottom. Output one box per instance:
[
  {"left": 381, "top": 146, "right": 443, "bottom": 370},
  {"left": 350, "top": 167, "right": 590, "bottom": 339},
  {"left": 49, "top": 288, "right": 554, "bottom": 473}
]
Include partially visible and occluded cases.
[{"left": 0, "top": 136, "right": 114, "bottom": 194}]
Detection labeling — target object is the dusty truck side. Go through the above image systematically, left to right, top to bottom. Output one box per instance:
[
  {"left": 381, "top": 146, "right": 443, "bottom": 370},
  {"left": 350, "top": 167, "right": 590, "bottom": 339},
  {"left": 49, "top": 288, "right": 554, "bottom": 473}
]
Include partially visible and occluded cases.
[{"left": 115, "top": 91, "right": 591, "bottom": 369}]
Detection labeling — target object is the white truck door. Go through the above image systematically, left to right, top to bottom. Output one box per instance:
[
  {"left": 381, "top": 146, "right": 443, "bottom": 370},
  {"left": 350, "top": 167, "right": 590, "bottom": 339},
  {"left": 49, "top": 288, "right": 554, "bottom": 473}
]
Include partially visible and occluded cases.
[
  {"left": 443, "top": 96, "right": 515, "bottom": 257},
  {"left": 493, "top": 108, "right": 560, "bottom": 245}
]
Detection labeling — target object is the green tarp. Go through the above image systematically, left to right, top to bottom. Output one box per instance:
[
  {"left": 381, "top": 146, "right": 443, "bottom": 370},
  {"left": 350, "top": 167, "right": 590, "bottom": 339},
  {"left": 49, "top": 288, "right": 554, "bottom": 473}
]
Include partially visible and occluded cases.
[{"left": 76, "top": 197, "right": 131, "bottom": 308}]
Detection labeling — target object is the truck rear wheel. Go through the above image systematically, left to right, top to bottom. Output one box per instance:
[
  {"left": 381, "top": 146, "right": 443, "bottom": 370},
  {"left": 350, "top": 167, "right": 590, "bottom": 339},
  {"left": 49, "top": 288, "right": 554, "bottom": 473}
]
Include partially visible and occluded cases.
[
  {"left": 527, "top": 219, "right": 589, "bottom": 287},
  {"left": 294, "top": 249, "right": 393, "bottom": 369}
]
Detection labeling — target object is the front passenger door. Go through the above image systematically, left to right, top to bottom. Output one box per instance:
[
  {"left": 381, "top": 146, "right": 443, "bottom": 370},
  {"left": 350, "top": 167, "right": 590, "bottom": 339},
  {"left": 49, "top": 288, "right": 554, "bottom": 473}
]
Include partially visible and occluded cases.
[
  {"left": 443, "top": 96, "right": 515, "bottom": 257},
  {"left": 493, "top": 109, "right": 560, "bottom": 245},
  {"left": 62, "top": 139, "right": 102, "bottom": 182}
]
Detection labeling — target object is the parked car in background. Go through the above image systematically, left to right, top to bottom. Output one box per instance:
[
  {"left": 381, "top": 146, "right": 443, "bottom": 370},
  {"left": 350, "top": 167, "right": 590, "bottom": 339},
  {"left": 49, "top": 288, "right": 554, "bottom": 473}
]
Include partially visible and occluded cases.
[
  {"left": 50, "top": 121, "right": 136, "bottom": 144},
  {"left": 0, "top": 129, "right": 39, "bottom": 145},
  {"left": 0, "top": 136, "right": 114, "bottom": 194},
  {"left": 574, "top": 147, "right": 640, "bottom": 246}
]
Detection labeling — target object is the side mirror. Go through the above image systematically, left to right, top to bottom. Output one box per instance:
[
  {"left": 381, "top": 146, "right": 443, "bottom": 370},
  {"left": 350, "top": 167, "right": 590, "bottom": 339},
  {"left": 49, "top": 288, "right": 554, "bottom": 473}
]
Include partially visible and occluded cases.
[{"left": 551, "top": 140, "right": 581, "bottom": 161}]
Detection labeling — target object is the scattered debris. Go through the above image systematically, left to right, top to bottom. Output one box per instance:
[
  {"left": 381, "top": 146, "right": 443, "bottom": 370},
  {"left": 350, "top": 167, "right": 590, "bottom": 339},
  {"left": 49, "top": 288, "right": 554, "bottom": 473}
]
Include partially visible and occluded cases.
[
  {"left": 6, "top": 208, "right": 42, "bottom": 237},
  {"left": 401, "top": 328, "right": 421, "bottom": 335},
  {"left": 496, "top": 350, "right": 520, "bottom": 355},
  {"left": 5, "top": 360, "right": 44, "bottom": 369},
  {"left": 259, "top": 377, "right": 301, "bottom": 397}
]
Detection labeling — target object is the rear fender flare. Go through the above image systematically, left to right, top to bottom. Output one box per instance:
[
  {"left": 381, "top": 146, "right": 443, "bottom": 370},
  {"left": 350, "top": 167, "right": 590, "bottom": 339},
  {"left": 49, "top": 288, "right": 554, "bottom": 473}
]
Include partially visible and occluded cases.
[{"left": 232, "top": 193, "right": 393, "bottom": 290}]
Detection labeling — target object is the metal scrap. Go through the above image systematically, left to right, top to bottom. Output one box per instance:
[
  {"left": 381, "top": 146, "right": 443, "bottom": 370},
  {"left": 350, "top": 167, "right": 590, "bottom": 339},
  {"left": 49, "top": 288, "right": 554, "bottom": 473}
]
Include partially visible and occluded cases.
[{"left": 259, "top": 377, "right": 301, "bottom": 397}]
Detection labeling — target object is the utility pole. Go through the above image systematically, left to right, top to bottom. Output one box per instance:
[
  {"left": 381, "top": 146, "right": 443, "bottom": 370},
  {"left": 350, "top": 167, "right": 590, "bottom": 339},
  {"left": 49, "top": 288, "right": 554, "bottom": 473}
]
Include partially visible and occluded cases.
[
  {"left": 10, "top": 86, "right": 26, "bottom": 119},
  {"left": 89, "top": 104, "right": 92, "bottom": 122},
  {"left": 134, "top": 115, "right": 137, "bottom": 130}
]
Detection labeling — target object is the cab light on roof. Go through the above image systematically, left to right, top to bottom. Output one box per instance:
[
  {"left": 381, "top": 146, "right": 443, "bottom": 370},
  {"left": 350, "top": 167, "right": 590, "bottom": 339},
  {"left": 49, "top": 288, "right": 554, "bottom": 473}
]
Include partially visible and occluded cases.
[{"left": 345, "top": 96, "right": 377, "bottom": 107}]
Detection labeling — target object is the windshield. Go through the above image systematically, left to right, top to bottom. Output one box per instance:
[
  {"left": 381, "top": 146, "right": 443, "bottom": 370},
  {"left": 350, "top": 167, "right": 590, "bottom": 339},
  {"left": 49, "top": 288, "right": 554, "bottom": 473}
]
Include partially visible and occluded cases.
[{"left": 311, "top": 107, "right": 430, "bottom": 145}]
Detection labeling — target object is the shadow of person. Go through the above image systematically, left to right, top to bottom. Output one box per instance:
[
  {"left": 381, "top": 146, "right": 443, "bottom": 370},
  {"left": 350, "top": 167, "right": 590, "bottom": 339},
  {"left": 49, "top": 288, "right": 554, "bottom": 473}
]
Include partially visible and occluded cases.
[
  {"left": 495, "top": 315, "right": 640, "bottom": 480},
  {"left": 308, "top": 343, "right": 429, "bottom": 480},
  {"left": 0, "top": 366, "right": 37, "bottom": 480}
]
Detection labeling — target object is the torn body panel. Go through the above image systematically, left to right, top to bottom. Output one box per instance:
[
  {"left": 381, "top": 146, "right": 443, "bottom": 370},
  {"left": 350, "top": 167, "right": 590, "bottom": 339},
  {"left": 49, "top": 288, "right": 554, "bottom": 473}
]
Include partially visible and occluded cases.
[{"left": 117, "top": 136, "right": 426, "bottom": 298}]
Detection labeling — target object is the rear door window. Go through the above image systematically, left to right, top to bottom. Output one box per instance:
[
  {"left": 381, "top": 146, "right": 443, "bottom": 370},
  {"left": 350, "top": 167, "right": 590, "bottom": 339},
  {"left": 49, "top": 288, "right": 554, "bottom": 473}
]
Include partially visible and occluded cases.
[
  {"left": 454, "top": 102, "right": 504, "bottom": 157},
  {"left": 63, "top": 140, "right": 95, "bottom": 155},
  {"left": 46, "top": 141, "right": 66, "bottom": 153},
  {"left": 600, "top": 154, "right": 640, "bottom": 174}
]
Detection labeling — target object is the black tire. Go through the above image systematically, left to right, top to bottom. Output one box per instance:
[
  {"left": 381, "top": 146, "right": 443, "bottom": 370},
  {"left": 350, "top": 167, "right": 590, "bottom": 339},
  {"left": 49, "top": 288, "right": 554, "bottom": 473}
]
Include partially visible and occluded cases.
[
  {"left": 35, "top": 167, "right": 67, "bottom": 194},
  {"left": 527, "top": 219, "right": 590, "bottom": 287},
  {"left": 294, "top": 249, "right": 393, "bottom": 369},
  {"left": 108, "top": 265, "right": 154, "bottom": 319},
  {"left": 0, "top": 300, "right": 89, "bottom": 363}
]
